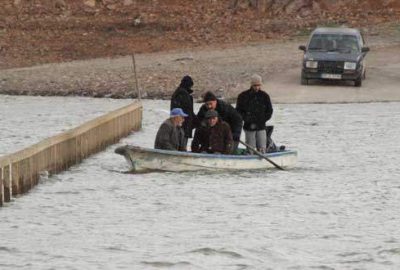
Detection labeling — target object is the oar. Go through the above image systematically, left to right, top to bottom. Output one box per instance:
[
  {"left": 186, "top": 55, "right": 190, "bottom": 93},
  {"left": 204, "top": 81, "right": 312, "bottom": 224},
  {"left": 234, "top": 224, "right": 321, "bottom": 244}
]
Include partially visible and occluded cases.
[{"left": 239, "top": 140, "right": 284, "bottom": 170}]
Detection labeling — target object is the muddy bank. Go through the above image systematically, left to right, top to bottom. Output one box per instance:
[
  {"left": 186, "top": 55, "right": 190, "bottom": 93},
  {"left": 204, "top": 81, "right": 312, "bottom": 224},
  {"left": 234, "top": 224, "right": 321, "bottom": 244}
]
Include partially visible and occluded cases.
[
  {"left": 2, "top": 0, "right": 399, "bottom": 70},
  {"left": 1, "top": 25, "right": 400, "bottom": 103}
]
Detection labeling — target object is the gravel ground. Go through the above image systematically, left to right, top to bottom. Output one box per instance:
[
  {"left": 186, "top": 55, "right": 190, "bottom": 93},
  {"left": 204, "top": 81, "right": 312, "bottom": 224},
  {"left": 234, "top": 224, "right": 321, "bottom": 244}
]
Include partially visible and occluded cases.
[{"left": 1, "top": 25, "right": 400, "bottom": 103}]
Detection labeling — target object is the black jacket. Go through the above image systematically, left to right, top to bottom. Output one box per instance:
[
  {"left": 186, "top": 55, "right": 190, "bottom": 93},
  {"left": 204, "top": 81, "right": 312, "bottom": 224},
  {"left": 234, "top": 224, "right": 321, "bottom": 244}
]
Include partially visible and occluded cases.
[
  {"left": 170, "top": 86, "right": 197, "bottom": 138},
  {"left": 236, "top": 88, "right": 273, "bottom": 131},
  {"left": 197, "top": 99, "right": 243, "bottom": 141}
]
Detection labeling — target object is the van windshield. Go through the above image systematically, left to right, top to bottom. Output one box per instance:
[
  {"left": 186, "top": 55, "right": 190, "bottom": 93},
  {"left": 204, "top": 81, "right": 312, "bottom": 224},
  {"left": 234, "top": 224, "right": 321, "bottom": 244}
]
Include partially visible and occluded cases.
[{"left": 308, "top": 34, "right": 360, "bottom": 53}]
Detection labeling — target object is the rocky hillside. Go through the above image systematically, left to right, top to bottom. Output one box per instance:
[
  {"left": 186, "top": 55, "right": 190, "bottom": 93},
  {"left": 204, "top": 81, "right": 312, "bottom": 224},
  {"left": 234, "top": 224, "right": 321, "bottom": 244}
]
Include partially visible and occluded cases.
[{"left": 1, "top": 0, "right": 399, "bottom": 69}]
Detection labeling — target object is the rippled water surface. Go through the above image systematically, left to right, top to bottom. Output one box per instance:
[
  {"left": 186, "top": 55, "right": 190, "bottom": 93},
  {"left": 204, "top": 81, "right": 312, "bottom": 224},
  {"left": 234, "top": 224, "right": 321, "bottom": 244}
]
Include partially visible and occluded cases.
[
  {"left": 0, "top": 95, "right": 132, "bottom": 156},
  {"left": 1, "top": 97, "right": 400, "bottom": 270}
]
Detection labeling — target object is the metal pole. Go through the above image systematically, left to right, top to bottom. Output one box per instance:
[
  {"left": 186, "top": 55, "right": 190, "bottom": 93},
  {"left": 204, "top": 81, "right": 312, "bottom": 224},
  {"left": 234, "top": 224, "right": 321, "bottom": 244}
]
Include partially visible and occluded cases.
[{"left": 131, "top": 54, "right": 141, "bottom": 100}]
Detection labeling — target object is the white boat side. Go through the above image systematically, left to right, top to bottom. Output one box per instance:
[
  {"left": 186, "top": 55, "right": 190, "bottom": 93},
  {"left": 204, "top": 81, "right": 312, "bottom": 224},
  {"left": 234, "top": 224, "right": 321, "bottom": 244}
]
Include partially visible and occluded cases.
[{"left": 115, "top": 146, "right": 298, "bottom": 172}]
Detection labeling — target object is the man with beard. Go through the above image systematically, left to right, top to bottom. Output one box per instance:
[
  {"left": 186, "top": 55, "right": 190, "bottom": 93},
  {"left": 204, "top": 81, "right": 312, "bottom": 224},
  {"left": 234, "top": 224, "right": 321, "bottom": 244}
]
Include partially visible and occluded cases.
[
  {"left": 236, "top": 74, "right": 273, "bottom": 153},
  {"left": 197, "top": 91, "right": 242, "bottom": 152},
  {"left": 154, "top": 108, "right": 187, "bottom": 151},
  {"left": 191, "top": 110, "right": 233, "bottom": 154}
]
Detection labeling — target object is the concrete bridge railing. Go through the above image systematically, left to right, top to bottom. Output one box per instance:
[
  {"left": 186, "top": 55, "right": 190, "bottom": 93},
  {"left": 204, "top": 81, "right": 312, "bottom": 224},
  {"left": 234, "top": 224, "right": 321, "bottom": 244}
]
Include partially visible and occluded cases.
[{"left": 0, "top": 101, "right": 142, "bottom": 207}]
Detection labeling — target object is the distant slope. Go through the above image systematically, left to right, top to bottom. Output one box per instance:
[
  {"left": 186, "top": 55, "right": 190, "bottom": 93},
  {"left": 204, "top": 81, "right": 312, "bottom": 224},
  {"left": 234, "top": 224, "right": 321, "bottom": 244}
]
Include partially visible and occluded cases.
[{"left": 0, "top": 0, "right": 399, "bottom": 68}]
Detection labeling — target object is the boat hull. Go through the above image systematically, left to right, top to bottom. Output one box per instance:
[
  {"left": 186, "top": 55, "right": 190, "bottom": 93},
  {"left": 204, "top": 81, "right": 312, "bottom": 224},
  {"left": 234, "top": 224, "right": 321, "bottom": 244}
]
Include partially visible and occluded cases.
[{"left": 115, "top": 146, "right": 297, "bottom": 172}]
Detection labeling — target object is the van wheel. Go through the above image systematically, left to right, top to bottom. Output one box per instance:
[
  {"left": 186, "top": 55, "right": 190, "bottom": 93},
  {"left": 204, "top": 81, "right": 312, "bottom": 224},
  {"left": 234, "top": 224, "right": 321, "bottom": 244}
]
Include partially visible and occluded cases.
[{"left": 354, "top": 77, "right": 362, "bottom": 87}]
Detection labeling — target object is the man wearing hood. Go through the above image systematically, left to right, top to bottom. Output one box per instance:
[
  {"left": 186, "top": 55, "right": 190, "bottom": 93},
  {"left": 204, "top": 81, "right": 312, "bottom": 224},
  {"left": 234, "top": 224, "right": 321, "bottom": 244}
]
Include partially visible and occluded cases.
[{"left": 171, "top": 75, "right": 198, "bottom": 149}]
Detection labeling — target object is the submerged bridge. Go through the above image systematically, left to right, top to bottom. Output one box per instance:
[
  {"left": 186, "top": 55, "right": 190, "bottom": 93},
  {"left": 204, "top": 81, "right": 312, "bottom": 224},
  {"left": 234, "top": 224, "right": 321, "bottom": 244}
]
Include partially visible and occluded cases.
[{"left": 0, "top": 101, "right": 142, "bottom": 207}]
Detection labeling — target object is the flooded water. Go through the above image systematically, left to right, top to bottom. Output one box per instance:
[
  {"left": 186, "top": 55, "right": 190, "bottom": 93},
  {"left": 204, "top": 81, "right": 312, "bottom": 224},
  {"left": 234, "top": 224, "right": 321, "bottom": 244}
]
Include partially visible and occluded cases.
[
  {"left": 0, "top": 95, "right": 132, "bottom": 156},
  {"left": 1, "top": 97, "right": 400, "bottom": 270}
]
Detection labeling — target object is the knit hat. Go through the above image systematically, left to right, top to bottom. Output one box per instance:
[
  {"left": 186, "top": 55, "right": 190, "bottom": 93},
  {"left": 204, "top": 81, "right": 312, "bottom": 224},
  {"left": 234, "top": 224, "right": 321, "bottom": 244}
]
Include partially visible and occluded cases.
[
  {"left": 250, "top": 74, "right": 262, "bottom": 86},
  {"left": 180, "top": 75, "right": 194, "bottom": 89},
  {"left": 203, "top": 91, "right": 217, "bottom": 102},
  {"left": 205, "top": 110, "right": 219, "bottom": 119}
]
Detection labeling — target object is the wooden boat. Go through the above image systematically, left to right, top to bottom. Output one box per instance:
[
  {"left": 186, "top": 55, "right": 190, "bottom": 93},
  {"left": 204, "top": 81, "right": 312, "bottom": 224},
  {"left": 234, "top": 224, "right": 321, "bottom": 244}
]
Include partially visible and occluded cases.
[{"left": 115, "top": 145, "right": 297, "bottom": 172}]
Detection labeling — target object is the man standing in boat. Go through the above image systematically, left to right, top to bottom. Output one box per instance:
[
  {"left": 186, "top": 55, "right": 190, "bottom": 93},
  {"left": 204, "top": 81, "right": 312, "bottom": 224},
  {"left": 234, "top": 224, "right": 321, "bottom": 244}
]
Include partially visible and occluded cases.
[
  {"left": 236, "top": 74, "right": 273, "bottom": 154},
  {"left": 170, "top": 75, "right": 198, "bottom": 149},
  {"left": 197, "top": 91, "right": 242, "bottom": 152},
  {"left": 154, "top": 108, "right": 187, "bottom": 151},
  {"left": 191, "top": 110, "right": 233, "bottom": 154}
]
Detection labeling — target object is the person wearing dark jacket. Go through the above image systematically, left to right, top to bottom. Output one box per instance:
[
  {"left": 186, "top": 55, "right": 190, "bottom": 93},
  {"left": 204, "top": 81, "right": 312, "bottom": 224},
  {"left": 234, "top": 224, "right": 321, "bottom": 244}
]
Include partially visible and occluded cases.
[
  {"left": 236, "top": 74, "right": 273, "bottom": 153},
  {"left": 170, "top": 75, "right": 198, "bottom": 149},
  {"left": 197, "top": 91, "right": 242, "bottom": 151},
  {"left": 154, "top": 108, "right": 187, "bottom": 151},
  {"left": 191, "top": 110, "right": 233, "bottom": 154}
]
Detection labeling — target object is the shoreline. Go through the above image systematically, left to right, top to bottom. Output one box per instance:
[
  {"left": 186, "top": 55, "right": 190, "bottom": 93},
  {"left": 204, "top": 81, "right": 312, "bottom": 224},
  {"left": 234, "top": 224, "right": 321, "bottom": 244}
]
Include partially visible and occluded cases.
[{"left": 1, "top": 30, "right": 400, "bottom": 104}]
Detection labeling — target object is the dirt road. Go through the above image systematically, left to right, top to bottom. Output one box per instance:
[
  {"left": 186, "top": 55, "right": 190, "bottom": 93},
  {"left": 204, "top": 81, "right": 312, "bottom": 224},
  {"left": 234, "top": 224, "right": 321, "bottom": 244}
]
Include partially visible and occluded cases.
[
  {"left": 1, "top": 32, "right": 399, "bottom": 104},
  {"left": 267, "top": 45, "right": 400, "bottom": 103}
]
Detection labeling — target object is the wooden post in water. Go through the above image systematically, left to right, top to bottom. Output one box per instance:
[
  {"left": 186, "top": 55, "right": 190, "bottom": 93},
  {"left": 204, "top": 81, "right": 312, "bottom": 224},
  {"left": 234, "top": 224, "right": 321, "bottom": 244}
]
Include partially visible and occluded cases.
[
  {"left": 131, "top": 54, "right": 141, "bottom": 100},
  {"left": 11, "top": 162, "right": 18, "bottom": 196},
  {"left": 3, "top": 164, "right": 12, "bottom": 202},
  {"left": 0, "top": 168, "right": 3, "bottom": 207}
]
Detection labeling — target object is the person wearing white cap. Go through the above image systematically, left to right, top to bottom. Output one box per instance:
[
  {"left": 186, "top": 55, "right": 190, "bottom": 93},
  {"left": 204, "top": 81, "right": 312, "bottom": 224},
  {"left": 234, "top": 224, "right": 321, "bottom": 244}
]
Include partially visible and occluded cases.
[
  {"left": 236, "top": 74, "right": 273, "bottom": 153},
  {"left": 154, "top": 108, "right": 188, "bottom": 151}
]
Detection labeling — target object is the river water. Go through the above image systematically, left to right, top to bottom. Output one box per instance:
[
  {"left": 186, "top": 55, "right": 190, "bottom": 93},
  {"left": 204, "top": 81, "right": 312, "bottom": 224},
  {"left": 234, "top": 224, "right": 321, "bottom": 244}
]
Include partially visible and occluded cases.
[
  {"left": 0, "top": 95, "right": 132, "bottom": 156},
  {"left": 1, "top": 96, "right": 400, "bottom": 270}
]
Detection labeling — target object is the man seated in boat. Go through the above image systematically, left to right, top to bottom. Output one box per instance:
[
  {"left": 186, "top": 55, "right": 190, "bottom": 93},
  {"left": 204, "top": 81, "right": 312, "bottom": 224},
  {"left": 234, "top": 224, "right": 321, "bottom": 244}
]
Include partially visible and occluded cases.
[
  {"left": 197, "top": 91, "right": 243, "bottom": 152},
  {"left": 154, "top": 108, "right": 187, "bottom": 151},
  {"left": 191, "top": 110, "right": 233, "bottom": 154}
]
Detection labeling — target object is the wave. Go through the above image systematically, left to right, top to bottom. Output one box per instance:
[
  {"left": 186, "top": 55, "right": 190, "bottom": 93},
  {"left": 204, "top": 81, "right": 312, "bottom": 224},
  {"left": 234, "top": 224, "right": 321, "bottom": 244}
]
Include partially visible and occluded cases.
[{"left": 188, "top": 247, "right": 243, "bottom": 258}]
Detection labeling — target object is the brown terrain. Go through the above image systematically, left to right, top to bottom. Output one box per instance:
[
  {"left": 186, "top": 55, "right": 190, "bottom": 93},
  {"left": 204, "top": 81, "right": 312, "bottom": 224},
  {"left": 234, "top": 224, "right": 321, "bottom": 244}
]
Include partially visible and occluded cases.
[{"left": 1, "top": 0, "right": 400, "bottom": 101}]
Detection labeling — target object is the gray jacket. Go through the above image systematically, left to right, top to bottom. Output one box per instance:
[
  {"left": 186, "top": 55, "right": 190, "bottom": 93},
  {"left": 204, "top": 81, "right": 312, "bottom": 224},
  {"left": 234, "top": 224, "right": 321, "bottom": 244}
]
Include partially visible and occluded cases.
[{"left": 154, "top": 119, "right": 186, "bottom": 151}]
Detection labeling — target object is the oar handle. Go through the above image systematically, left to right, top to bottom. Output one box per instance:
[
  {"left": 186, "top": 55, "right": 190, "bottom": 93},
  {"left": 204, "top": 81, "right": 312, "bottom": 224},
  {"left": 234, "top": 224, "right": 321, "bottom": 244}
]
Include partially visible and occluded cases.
[{"left": 239, "top": 140, "right": 284, "bottom": 170}]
